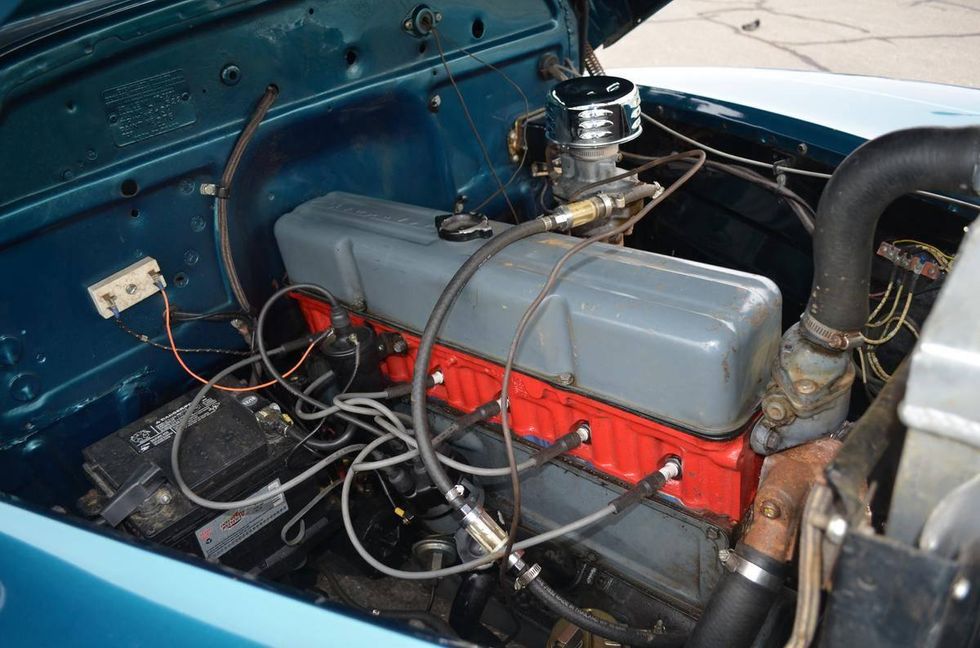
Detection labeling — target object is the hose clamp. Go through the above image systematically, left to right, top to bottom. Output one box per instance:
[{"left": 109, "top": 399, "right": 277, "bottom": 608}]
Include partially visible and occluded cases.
[
  {"left": 800, "top": 311, "right": 863, "bottom": 351},
  {"left": 719, "top": 550, "right": 783, "bottom": 592},
  {"left": 514, "top": 562, "right": 542, "bottom": 590}
]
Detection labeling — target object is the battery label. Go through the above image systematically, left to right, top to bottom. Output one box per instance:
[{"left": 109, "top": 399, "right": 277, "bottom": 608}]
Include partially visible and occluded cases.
[
  {"left": 127, "top": 396, "right": 221, "bottom": 453},
  {"left": 194, "top": 480, "right": 288, "bottom": 560}
]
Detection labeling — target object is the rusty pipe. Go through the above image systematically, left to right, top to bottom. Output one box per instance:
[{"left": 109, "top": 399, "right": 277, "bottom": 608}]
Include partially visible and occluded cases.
[{"left": 742, "top": 437, "right": 842, "bottom": 562}]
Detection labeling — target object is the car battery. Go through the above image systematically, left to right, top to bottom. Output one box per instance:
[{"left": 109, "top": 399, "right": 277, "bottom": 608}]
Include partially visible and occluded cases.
[{"left": 81, "top": 387, "right": 326, "bottom": 576}]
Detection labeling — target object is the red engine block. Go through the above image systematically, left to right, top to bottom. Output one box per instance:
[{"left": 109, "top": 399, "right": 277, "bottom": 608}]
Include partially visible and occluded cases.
[{"left": 295, "top": 294, "right": 763, "bottom": 523}]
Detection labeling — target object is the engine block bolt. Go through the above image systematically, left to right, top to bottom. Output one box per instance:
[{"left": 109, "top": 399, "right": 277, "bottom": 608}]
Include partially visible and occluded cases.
[
  {"left": 794, "top": 379, "right": 818, "bottom": 394},
  {"left": 764, "top": 400, "right": 788, "bottom": 422},
  {"left": 760, "top": 500, "right": 781, "bottom": 519},
  {"left": 825, "top": 515, "right": 848, "bottom": 543},
  {"left": 952, "top": 578, "right": 971, "bottom": 601}
]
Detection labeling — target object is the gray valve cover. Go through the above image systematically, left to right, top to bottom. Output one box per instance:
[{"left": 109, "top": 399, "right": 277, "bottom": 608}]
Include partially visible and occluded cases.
[{"left": 275, "top": 192, "right": 781, "bottom": 436}]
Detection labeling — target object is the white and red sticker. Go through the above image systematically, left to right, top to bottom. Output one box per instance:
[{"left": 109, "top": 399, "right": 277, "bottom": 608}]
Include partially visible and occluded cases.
[{"left": 194, "top": 480, "right": 288, "bottom": 559}]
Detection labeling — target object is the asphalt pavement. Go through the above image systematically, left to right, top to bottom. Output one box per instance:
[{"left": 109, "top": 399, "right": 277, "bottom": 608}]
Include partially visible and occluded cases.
[{"left": 598, "top": 0, "right": 980, "bottom": 88}]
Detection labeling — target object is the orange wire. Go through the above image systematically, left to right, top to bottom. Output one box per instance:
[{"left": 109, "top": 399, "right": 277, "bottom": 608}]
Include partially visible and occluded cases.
[{"left": 161, "top": 288, "right": 317, "bottom": 392}]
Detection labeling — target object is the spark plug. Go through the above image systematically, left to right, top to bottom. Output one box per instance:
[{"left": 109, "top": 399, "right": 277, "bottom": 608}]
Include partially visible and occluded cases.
[{"left": 610, "top": 456, "right": 682, "bottom": 514}]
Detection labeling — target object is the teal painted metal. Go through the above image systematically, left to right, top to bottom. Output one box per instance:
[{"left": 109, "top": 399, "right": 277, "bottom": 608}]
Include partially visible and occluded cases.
[
  {"left": 0, "top": 0, "right": 577, "bottom": 503},
  {"left": 0, "top": 498, "right": 434, "bottom": 646}
]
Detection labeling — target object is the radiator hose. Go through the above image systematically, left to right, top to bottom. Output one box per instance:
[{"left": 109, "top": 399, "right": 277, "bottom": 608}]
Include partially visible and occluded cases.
[
  {"left": 804, "top": 126, "right": 980, "bottom": 343},
  {"left": 686, "top": 546, "right": 787, "bottom": 648}
]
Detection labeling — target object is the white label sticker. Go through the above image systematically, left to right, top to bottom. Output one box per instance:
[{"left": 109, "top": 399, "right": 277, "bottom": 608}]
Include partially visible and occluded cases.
[
  {"left": 127, "top": 396, "right": 221, "bottom": 454},
  {"left": 194, "top": 480, "right": 288, "bottom": 559}
]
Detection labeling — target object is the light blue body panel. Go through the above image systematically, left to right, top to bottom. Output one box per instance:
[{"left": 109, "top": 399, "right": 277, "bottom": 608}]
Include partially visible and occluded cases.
[{"left": 0, "top": 499, "right": 432, "bottom": 646}]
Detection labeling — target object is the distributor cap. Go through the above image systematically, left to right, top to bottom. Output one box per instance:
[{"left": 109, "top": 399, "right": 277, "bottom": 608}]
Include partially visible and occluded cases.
[{"left": 545, "top": 75, "right": 642, "bottom": 148}]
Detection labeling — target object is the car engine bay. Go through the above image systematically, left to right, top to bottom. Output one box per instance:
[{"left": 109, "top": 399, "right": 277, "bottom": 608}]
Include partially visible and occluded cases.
[{"left": 1, "top": 1, "right": 979, "bottom": 646}]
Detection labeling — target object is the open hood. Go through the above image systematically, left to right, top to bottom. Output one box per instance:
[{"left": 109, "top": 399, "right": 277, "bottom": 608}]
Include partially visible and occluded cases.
[
  {"left": 2, "top": 0, "right": 674, "bottom": 55},
  {"left": 588, "top": 0, "right": 674, "bottom": 48}
]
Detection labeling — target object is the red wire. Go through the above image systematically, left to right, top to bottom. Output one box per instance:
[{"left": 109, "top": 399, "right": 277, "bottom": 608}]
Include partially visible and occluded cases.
[{"left": 161, "top": 289, "right": 316, "bottom": 392}]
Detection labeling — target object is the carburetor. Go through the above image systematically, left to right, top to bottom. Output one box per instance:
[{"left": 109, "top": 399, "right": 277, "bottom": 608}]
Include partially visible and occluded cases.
[{"left": 545, "top": 75, "right": 646, "bottom": 240}]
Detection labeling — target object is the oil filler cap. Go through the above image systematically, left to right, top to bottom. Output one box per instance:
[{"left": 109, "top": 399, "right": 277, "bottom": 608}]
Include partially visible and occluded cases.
[{"left": 435, "top": 212, "right": 493, "bottom": 242}]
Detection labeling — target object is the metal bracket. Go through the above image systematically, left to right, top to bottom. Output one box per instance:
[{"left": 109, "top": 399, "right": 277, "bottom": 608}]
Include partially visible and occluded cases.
[{"left": 200, "top": 183, "right": 230, "bottom": 199}]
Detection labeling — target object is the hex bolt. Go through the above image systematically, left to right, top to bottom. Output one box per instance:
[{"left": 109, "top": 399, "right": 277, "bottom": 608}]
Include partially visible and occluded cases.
[
  {"left": 403, "top": 19, "right": 413, "bottom": 30},
  {"left": 428, "top": 94, "right": 441, "bottom": 112},
  {"left": 125, "top": 283, "right": 138, "bottom": 295},
  {"left": 392, "top": 338, "right": 408, "bottom": 354},
  {"left": 557, "top": 372, "right": 575, "bottom": 386},
  {"left": 795, "top": 379, "right": 818, "bottom": 394},
  {"left": 764, "top": 400, "right": 788, "bottom": 422},
  {"left": 765, "top": 430, "right": 781, "bottom": 451},
  {"left": 155, "top": 489, "right": 173, "bottom": 505},
  {"left": 760, "top": 500, "right": 782, "bottom": 519},
  {"left": 825, "top": 515, "right": 848, "bottom": 543},
  {"left": 952, "top": 578, "right": 971, "bottom": 601}
]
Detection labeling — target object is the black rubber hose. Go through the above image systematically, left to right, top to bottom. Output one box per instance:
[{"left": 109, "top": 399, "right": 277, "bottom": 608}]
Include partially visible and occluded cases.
[
  {"left": 217, "top": 84, "right": 279, "bottom": 313},
  {"left": 806, "top": 126, "right": 980, "bottom": 335},
  {"left": 410, "top": 218, "right": 552, "bottom": 500},
  {"left": 687, "top": 547, "right": 787, "bottom": 648},
  {"left": 449, "top": 572, "right": 501, "bottom": 645},
  {"left": 526, "top": 577, "right": 685, "bottom": 647}
]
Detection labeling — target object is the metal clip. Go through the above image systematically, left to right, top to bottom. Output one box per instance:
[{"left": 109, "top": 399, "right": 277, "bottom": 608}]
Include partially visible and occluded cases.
[
  {"left": 200, "top": 183, "right": 231, "bottom": 199},
  {"left": 514, "top": 563, "right": 542, "bottom": 590}
]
